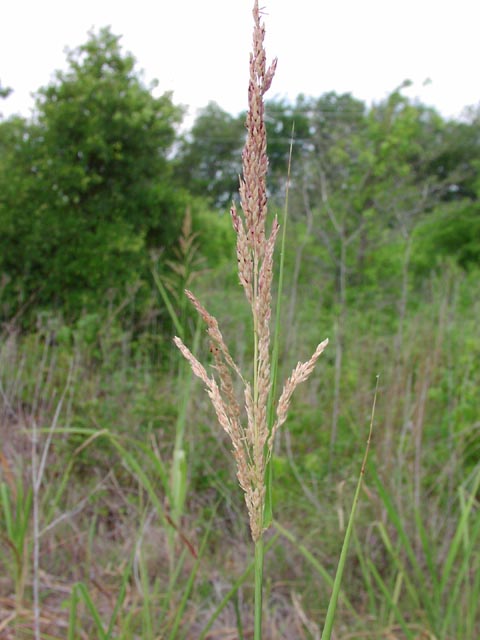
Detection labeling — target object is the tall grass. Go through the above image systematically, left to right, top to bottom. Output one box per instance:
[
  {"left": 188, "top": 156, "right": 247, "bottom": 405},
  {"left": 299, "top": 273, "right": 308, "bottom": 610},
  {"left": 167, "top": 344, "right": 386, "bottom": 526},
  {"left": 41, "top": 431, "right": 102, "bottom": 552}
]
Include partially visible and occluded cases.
[
  {"left": 174, "top": 2, "right": 331, "bottom": 636},
  {"left": 0, "top": 267, "right": 478, "bottom": 637}
]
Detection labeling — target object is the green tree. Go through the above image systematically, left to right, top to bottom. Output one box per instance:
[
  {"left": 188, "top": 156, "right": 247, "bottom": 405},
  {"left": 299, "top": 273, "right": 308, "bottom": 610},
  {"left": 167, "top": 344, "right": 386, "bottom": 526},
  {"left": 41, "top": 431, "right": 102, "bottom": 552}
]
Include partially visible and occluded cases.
[
  {"left": 0, "top": 28, "right": 186, "bottom": 319},
  {"left": 0, "top": 83, "right": 13, "bottom": 119},
  {"left": 280, "top": 88, "right": 473, "bottom": 456},
  {"left": 263, "top": 97, "right": 312, "bottom": 202},
  {"left": 174, "top": 98, "right": 313, "bottom": 208},
  {"left": 174, "top": 102, "right": 245, "bottom": 209},
  {"left": 410, "top": 106, "right": 480, "bottom": 270}
]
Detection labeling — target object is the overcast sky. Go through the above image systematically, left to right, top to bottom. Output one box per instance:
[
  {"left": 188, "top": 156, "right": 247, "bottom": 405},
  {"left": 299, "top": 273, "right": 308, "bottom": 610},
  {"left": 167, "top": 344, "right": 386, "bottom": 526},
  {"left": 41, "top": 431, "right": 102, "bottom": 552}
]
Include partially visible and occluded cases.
[{"left": 1, "top": 0, "right": 478, "bottom": 124}]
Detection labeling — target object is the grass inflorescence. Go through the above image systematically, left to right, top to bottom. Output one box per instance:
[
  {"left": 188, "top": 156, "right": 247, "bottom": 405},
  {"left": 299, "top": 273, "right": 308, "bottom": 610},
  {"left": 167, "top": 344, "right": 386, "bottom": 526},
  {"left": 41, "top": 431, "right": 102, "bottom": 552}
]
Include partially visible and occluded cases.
[{"left": 174, "top": 3, "right": 330, "bottom": 636}]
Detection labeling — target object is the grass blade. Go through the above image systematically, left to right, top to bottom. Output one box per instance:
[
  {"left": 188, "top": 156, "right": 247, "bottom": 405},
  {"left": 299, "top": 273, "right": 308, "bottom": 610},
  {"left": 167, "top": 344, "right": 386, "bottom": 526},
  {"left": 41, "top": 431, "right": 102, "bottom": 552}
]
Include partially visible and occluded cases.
[
  {"left": 264, "top": 124, "right": 295, "bottom": 529},
  {"left": 151, "top": 267, "right": 184, "bottom": 338},
  {"left": 320, "top": 375, "right": 377, "bottom": 640},
  {"left": 439, "top": 468, "right": 480, "bottom": 594},
  {"left": 167, "top": 512, "right": 215, "bottom": 640},
  {"left": 275, "top": 519, "right": 358, "bottom": 620},
  {"left": 352, "top": 527, "right": 377, "bottom": 617},
  {"left": 198, "top": 534, "right": 279, "bottom": 640},
  {"left": 106, "top": 557, "right": 133, "bottom": 638},
  {"left": 367, "top": 560, "right": 415, "bottom": 640},
  {"left": 75, "top": 582, "right": 107, "bottom": 640},
  {"left": 67, "top": 583, "right": 79, "bottom": 640}
]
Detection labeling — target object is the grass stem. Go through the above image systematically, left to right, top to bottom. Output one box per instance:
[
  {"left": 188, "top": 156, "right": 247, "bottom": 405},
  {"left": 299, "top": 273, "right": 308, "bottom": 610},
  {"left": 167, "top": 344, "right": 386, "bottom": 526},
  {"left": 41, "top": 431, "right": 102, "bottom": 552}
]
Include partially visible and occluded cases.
[{"left": 254, "top": 536, "right": 264, "bottom": 640}]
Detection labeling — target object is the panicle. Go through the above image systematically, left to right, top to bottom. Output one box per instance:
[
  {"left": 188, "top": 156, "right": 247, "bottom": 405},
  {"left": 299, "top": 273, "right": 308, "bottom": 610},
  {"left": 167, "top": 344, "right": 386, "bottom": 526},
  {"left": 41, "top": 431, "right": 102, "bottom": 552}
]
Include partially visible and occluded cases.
[{"left": 174, "top": 0, "right": 328, "bottom": 542}]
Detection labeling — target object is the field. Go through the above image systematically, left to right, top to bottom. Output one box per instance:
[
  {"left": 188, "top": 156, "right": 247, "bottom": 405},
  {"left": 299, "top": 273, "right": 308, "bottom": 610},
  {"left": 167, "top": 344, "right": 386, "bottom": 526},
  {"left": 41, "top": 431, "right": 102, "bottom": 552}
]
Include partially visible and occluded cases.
[
  {"left": 0, "top": 1, "right": 479, "bottom": 638},
  {"left": 1, "top": 230, "right": 479, "bottom": 638}
]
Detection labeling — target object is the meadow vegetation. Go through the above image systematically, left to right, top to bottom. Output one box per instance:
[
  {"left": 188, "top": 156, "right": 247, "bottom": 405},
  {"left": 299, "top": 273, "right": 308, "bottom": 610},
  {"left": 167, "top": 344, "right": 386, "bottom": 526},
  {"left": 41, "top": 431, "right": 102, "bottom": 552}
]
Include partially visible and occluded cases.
[{"left": 0, "top": 2, "right": 479, "bottom": 638}]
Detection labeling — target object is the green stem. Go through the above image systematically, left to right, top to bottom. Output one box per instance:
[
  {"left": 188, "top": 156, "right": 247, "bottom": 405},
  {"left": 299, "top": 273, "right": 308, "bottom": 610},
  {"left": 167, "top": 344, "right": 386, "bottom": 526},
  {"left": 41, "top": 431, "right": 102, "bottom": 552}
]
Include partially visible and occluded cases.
[
  {"left": 264, "top": 124, "right": 295, "bottom": 529},
  {"left": 254, "top": 536, "right": 264, "bottom": 640}
]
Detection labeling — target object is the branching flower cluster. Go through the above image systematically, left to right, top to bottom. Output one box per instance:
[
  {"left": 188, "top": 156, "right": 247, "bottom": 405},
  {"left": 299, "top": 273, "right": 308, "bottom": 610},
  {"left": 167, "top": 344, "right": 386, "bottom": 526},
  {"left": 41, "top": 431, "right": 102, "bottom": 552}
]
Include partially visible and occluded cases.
[{"left": 174, "top": 0, "right": 328, "bottom": 542}]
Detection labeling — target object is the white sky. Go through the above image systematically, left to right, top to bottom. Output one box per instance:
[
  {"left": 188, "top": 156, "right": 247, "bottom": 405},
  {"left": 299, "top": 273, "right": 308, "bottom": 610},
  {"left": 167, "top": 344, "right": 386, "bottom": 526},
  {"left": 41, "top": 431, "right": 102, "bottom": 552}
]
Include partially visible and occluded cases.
[{"left": 1, "top": 0, "right": 478, "bottom": 125}]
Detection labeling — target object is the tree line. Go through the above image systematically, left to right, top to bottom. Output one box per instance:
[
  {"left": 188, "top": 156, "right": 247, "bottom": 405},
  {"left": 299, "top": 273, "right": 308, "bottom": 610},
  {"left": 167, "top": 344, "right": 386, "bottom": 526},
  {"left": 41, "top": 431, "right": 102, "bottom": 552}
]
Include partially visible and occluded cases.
[{"left": 1, "top": 28, "right": 479, "bottom": 326}]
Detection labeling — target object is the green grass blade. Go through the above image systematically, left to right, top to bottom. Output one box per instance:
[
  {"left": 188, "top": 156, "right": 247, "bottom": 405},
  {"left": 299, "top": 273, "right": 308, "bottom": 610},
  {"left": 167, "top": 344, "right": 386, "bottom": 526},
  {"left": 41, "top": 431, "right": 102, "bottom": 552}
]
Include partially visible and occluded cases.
[
  {"left": 264, "top": 126, "right": 294, "bottom": 529},
  {"left": 151, "top": 267, "right": 184, "bottom": 338},
  {"left": 174, "top": 314, "right": 201, "bottom": 450},
  {"left": 170, "top": 316, "right": 201, "bottom": 527},
  {"left": 320, "top": 376, "right": 377, "bottom": 640},
  {"left": 107, "top": 437, "right": 170, "bottom": 528},
  {"left": 125, "top": 438, "right": 171, "bottom": 501},
  {"left": 170, "top": 448, "right": 187, "bottom": 526},
  {"left": 369, "top": 464, "right": 436, "bottom": 622},
  {"left": 439, "top": 468, "right": 480, "bottom": 594},
  {"left": 1, "top": 483, "right": 13, "bottom": 539},
  {"left": 18, "top": 487, "right": 32, "bottom": 546},
  {"left": 440, "top": 495, "right": 480, "bottom": 637},
  {"left": 414, "top": 506, "right": 438, "bottom": 601},
  {"left": 167, "top": 515, "right": 214, "bottom": 640},
  {"left": 274, "top": 520, "right": 358, "bottom": 620},
  {"left": 374, "top": 520, "right": 420, "bottom": 610},
  {"left": 352, "top": 527, "right": 377, "bottom": 617},
  {"left": 465, "top": 527, "right": 480, "bottom": 639},
  {"left": 198, "top": 533, "right": 279, "bottom": 640},
  {"left": 254, "top": 536, "right": 264, "bottom": 640},
  {"left": 158, "top": 549, "right": 188, "bottom": 630},
  {"left": 138, "top": 552, "right": 154, "bottom": 640},
  {"left": 106, "top": 556, "right": 132, "bottom": 638},
  {"left": 367, "top": 560, "right": 415, "bottom": 640},
  {"left": 388, "top": 571, "right": 404, "bottom": 629},
  {"left": 75, "top": 582, "right": 108, "bottom": 640},
  {"left": 67, "top": 583, "right": 79, "bottom": 640},
  {"left": 233, "top": 590, "right": 245, "bottom": 640}
]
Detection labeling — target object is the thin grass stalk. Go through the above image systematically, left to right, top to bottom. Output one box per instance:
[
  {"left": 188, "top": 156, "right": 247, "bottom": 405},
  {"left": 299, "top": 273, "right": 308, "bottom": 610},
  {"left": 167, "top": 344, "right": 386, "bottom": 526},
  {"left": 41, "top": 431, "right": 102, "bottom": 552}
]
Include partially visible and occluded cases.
[
  {"left": 174, "top": 3, "right": 327, "bottom": 637},
  {"left": 264, "top": 124, "right": 295, "bottom": 529},
  {"left": 153, "top": 233, "right": 203, "bottom": 574},
  {"left": 151, "top": 268, "right": 184, "bottom": 338},
  {"left": 168, "top": 319, "right": 201, "bottom": 579},
  {"left": 31, "top": 358, "right": 75, "bottom": 640},
  {"left": 321, "top": 375, "right": 378, "bottom": 640},
  {"left": 31, "top": 418, "right": 40, "bottom": 640},
  {"left": 371, "top": 468, "right": 432, "bottom": 608},
  {"left": 166, "top": 513, "right": 214, "bottom": 640},
  {"left": 274, "top": 521, "right": 359, "bottom": 620},
  {"left": 198, "top": 533, "right": 279, "bottom": 640},
  {"left": 254, "top": 536, "right": 264, "bottom": 639},
  {"left": 467, "top": 539, "right": 480, "bottom": 638},
  {"left": 157, "top": 549, "right": 188, "bottom": 632},
  {"left": 366, "top": 561, "right": 415, "bottom": 640},
  {"left": 75, "top": 582, "right": 108, "bottom": 639},
  {"left": 67, "top": 583, "right": 79, "bottom": 640},
  {"left": 233, "top": 590, "right": 245, "bottom": 640}
]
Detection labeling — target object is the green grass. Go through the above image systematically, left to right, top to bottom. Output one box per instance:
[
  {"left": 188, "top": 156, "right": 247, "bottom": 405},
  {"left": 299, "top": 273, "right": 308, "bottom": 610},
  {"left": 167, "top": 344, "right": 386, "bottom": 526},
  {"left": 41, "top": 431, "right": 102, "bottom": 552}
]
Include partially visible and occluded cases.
[{"left": 0, "top": 261, "right": 478, "bottom": 637}]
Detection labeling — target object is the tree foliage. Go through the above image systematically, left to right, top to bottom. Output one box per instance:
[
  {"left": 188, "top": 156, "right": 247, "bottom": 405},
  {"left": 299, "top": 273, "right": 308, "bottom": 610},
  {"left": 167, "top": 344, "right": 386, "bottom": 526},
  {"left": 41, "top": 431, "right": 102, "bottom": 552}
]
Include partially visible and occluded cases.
[
  {"left": 0, "top": 27, "right": 479, "bottom": 327},
  {"left": 0, "top": 28, "right": 186, "bottom": 319},
  {"left": 174, "top": 102, "right": 245, "bottom": 209}
]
